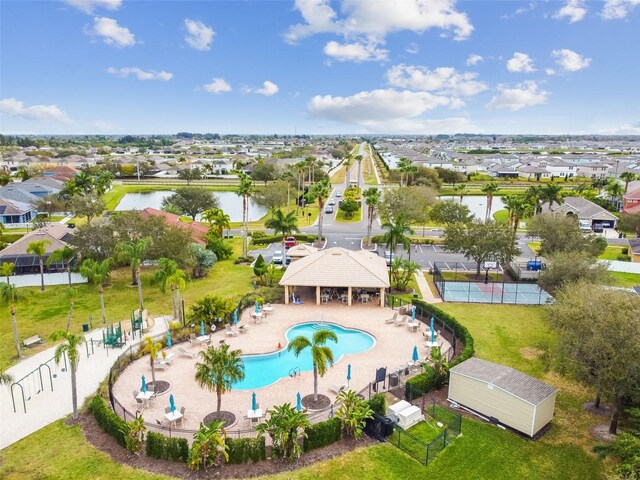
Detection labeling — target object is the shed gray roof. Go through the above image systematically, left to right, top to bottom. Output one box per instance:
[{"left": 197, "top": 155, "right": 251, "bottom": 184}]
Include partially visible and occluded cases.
[{"left": 450, "top": 357, "right": 557, "bottom": 405}]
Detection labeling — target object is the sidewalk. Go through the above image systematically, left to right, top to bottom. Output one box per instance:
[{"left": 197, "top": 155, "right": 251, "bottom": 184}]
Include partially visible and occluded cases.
[
  {"left": 415, "top": 271, "right": 442, "bottom": 304},
  {"left": 0, "top": 316, "right": 170, "bottom": 449}
]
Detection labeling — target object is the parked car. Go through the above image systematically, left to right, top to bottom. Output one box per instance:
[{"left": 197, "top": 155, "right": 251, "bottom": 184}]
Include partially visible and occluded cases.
[
  {"left": 336, "top": 192, "right": 342, "bottom": 197},
  {"left": 328, "top": 199, "right": 336, "bottom": 205},
  {"left": 324, "top": 206, "right": 334, "bottom": 214},
  {"left": 592, "top": 224, "right": 604, "bottom": 233},
  {"left": 284, "top": 236, "right": 296, "bottom": 249},
  {"left": 272, "top": 250, "right": 284, "bottom": 264},
  {"left": 384, "top": 250, "right": 393, "bottom": 266}
]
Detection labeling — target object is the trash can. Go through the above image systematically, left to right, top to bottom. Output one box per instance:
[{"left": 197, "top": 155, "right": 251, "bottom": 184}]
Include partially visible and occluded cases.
[
  {"left": 82, "top": 323, "right": 89, "bottom": 332},
  {"left": 389, "top": 373, "right": 399, "bottom": 388}
]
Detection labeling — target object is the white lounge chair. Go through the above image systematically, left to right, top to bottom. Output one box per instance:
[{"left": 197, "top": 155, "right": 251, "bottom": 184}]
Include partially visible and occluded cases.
[
  {"left": 384, "top": 312, "right": 399, "bottom": 324},
  {"left": 394, "top": 315, "right": 407, "bottom": 327},
  {"left": 226, "top": 324, "right": 239, "bottom": 337},
  {"left": 239, "top": 325, "right": 248, "bottom": 334},
  {"left": 178, "top": 347, "right": 197, "bottom": 359},
  {"left": 155, "top": 361, "right": 169, "bottom": 371},
  {"left": 328, "top": 383, "right": 348, "bottom": 395}
]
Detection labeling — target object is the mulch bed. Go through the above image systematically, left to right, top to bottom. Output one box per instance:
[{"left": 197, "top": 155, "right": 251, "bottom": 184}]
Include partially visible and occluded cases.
[
  {"left": 147, "top": 381, "right": 171, "bottom": 395},
  {"left": 301, "top": 394, "right": 330, "bottom": 410},
  {"left": 583, "top": 401, "right": 611, "bottom": 416},
  {"left": 78, "top": 411, "right": 376, "bottom": 479},
  {"left": 202, "top": 411, "right": 236, "bottom": 429},
  {"left": 591, "top": 423, "right": 617, "bottom": 443}
]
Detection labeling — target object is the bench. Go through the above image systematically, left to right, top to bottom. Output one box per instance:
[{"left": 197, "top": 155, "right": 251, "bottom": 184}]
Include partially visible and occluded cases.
[{"left": 23, "top": 335, "right": 44, "bottom": 348}]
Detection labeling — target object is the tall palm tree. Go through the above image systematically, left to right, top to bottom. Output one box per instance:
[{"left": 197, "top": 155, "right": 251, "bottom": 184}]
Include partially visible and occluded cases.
[
  {"left": 355, "top": 154, "right": 363, "bottom": 188},
  {"left": 397, "top": 157, "right": 413, "bottom": 187},
  {"left": 294, "top": 161, "right": 306, "bottom": 216},
  {"left": 280, "top": 170, "right": 294, "bottom": 213},
  {"left": 235, "top": 172, "right": 253, "bottom": 257},
  {"left": 620, "top": 172, "right": 637, "bottom": 193},
  {"left": 311, "top": 179, "right": 331, "bottom": 242},
  {"left": 605, "top": 181, "right": 624, "bottom": 208},
  {"left": 481, "top": 182, "right": 499, "bottom": 222},
  {"left": 454, "top": 184, "right": 467, "bottom": 204},
  {"left": 539, "top": 184, "right": 564, "bottom": 211},
  {"left": 525, "top": 185, "right": 544, "bottom": 215},
  {"left": 363, "top": 187, "right": 381, "bottom": 245},
  {"left": 502, "top": 195, "right": 534, "bottom": 233},
  {"left": 210, "top": 209, "right": 231, "bottom": 238},
  {"left": 265, "top": 209, "right": 298, "bottom": 253},
  {"left": 381, "top": 214, "right": 414, "bottom": 256},
  {"left": 116, "top": 238, "right": 152, "bottom": 286},
  {"left": 26, "top": 239, "right": 50, "bottom": 292},
  {"left": 47, "top": 246, "right": 76, "bottom": 286},
  {"left": 79, "top": 258, "right": 111, "bottom": 324},
  {"left": 153, "top": 258, "right": 189, "bottom": 321},
  {"left": 1, "top": 262, "right": 15, "bottom": 285},
  {"left": 136, "top": 267, "right": 145, "bottom": 312},
  {"left": 167, "top": 270, "right": 188, "bottom": 322},
  {"left": 0, "top": 283, "right": 25, "bottom": 358},
  {"left": 64, "top": 287, "right": 79, "bottom": 332},
  {"left": 288, "top": 329, "right": 338, "bottom": 402},
  {"left": 50, "top": 330, "right": 84, "bottom": 420},
  {"left": 140, "top": 336, "right": 165, "bottom": 393},
  {"left": 195, "top": 344, "right": 245, "bottom": 414}
]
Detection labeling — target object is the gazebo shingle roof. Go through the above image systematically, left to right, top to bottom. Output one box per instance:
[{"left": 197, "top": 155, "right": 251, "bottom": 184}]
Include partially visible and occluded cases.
[{"left": 280, "top": 247, "right": 390, "bottom": 288}]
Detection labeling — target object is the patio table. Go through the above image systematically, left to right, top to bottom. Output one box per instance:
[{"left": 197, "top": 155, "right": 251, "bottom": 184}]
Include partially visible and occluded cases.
[
  {"left": 407, "top": 322, "right": 420, "bottom": 332},
  {"left": 136, "top": 391, "right": 154, "bottom": 409},
  {"left": 164, "top": 410, "right": 183, "bottom": 426}
]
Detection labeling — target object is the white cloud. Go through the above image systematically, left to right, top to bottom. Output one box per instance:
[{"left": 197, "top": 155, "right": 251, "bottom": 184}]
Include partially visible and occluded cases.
[
  {"left": 65, "top": 0, "right": 121, "bottom": 14},
  {"left": 285, "top": 0, "right": 473, "bottom": 45},
  {"left": 554, "top": 0, "right": 588, "bottom": 23},
  {"left": 601, "top": 0, "right": 640, "bottom": 19},
  {"left": 501, "top": 1, "right": 538, "bottom": 19},
  {"left": 87, "top": 16, "right": 136, "bottom": 47},
  {"left": 184, "top": 19, "right": 215, "bottom": 51},
  {"left": 323, "top": 41, "right": 388, "bottom": 62},
  {"left": 405, "top": 42, "right": 420, "bottom": 54},
  {"left": 551, "top": 49, "right": 591, "bottom": 72},
  {"left": 506, "top": 52, "right": 536, "bottom": 73},
  {"left": 466, "top": 54, "right": 483, "bottom": 66},
  {"left": 385, "top": 64, "right": 487, "bottom": 96},
  {"left": 107, "top": 67, "right": 173, "bottom": 81},
  {"left": 545, "top": 68, "right": 556, "bottom": 76},
  {"left": 202, "top": 78, "right": 232, "bottom": 94},
  {"left": 254, "top": 81, "right": 279, "bottom": 96},
  {"left": 486, "top": 81, "right": 549, "bottom": 111},
  {"left": 0, "top": 98, "right": 73, "bottom": 124},
  {"left": 92, "top": 120, "right": 116, "bottom": 132},
  {"left": 599, "top": 121, "right": 640, "bottom": 135}
]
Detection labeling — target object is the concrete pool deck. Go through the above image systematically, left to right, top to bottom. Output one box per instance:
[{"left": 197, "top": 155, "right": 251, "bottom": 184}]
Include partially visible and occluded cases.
[{"left": 112, "top": 303, "right": 451, "bottom": 433}]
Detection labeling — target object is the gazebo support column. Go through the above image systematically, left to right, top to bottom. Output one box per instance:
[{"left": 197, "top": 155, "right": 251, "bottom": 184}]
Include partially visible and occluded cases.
[
  {"left": 284, "top": 285, "right": 290, "bottom": 305},
  {"left": 316, "top": 286, "right": 321, "bottom": 305},
  {"left": 347, "top": 286, "right": 352, "bottom": 306},
  {"left": 379, "top": 287, "right": 385, "bottom": 307}
]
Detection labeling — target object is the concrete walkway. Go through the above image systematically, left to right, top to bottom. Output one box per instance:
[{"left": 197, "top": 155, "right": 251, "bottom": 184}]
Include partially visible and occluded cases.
[
  {"left": 415, "top": 270, "right": 442, "bottom": 304},
  {"left": 0, "top": 315, "right": 170, "bottom": 449}
]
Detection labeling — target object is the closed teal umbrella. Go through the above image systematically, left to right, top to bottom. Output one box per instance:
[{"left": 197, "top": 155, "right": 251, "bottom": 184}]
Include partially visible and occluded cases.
[
  {"left": 233, "top": 309, "right": 238, "bottom": 325},
  {"left": 200, "top": 320, "right": 205, "bottom": 336},
  {"left": 166, "top": 331, "right": 172, "bottom": 347},
  {"left": 412, "top": 346, "right": 419, "bottom": 362},
  {"left": 347, "top": 363, "right": 352, "bottom": 387},
  {"left": 141, "top": 375, "right": 147, "bottom": 393},
  {"left": 252, "top": 392, "right": 257, "bottom": 411},
  {"left": 296, "top": 392, "right": 302, "bottom": 412},
  {"left": 169, "top": 394, "right": 176, "bottom": 413}
]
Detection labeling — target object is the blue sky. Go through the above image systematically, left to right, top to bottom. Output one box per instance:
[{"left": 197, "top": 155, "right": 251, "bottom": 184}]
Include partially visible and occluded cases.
[{"left": 1, "top": 0, "right": 639, "bottom": 135}]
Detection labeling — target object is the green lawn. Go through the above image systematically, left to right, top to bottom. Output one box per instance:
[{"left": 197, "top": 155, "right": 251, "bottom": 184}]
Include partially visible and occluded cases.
[
  {"left": 335, "top": 207, "right": 362, "bottom": 223},
  {"left": 493, "top": 209, "right": 510, "bottom": 224},
  {"left": 528, "top": 242, "right": 629, "bottom": 261},
  {"left": 609, "top": 271, "right": 640, "bottom": 288}
]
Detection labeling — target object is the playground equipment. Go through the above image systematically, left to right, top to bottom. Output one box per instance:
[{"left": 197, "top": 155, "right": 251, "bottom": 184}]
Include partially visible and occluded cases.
[
  {"left": 131, "top": 311, "right": 144, "bottom": 340},
  {"left": 102, "top": 322, "right": 124, "bottom": 349},
  {"left": 10, "top": 356, "right": 61, "bottom": 413}
]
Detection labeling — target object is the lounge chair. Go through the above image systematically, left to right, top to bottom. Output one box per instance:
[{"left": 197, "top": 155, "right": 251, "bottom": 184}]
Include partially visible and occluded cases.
[
  {"left": 384, "top": 312, "right": 399, "bottom": 324},
  {"left": 394, "top": 315, "right": 407, "bottom": 327},
  {"left": 226, "top": 324, "right": 239, "bottom": 337},
  {"left": 239, "top": 325, "right": 248, "bottom": 334},
  {"left": 189, "top": 333, "right": 196, "bottom": 346},
  {"left": 178, "top": 347, "right": 197, "bottom": 359},
  {"left": 155, "top": 361, "right": 168, "bottom": 371},
  {"left": 328, "top": 383, "right": 348, "bottom": 395},
  {"left": 133, "top": 389, "right": 143, "bottom": 408}
]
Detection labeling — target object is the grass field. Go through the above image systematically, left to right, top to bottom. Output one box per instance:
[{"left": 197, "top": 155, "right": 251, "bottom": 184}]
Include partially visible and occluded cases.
[
  {"left": 335, "top": 206, "right": 362, "bottom": 223},
  {"left": 527, "top": 241, "right": 627, "bottom": 261},
  {"left": 609, "top": 271, "right": 640, "bottom": 287}
]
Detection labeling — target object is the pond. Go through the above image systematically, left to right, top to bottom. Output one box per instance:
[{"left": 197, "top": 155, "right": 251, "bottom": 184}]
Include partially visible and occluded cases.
[
  {"left": 114, "top": 191, "right": 268, "bottom": 222},
  {"left": 437, "top": 195, "right": 505, "bottom": 220}
]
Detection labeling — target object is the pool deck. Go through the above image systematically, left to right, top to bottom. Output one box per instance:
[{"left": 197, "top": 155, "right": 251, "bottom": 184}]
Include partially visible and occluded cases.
[{"left": 112, "top": 303, "right": 451, "bottom": 432}]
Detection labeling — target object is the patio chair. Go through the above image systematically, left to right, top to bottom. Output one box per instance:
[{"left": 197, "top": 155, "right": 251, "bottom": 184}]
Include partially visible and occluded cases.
[
  {"left": 384, "top": 312, "right": 398, "bottom": 324},
  {"left": 394, "top": 315, "right": 407, "bottom": 327},
  {"left": 226, "top": 324, "right": 239, "bottom": 337},
  {"left": 239, "top": 325, "right": 248, "bottom": 334},
  {"left": 189, "top": 333, "right": 197, "bottom": 346},
  {"left": 178, "top": 347, "right": 197, "bottom": 359},
  {"left": 155, "top": 361, "right": 169, "bottom": 371},
  {"left": 328, "top": 383, "right": 348, "bottom": 395},
  {"left": 133, "top": 389, "right": 143, "bottom": 408},
  {"left": 165, "top": 407, "right": 171, "bottom": 414},
  {"left": 176, "top": 407, "right": 185, "bottom": 426}
]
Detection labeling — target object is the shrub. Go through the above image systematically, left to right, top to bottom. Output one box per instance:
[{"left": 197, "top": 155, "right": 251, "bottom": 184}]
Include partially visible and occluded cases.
[
  {"left": 250, "top": 233, "right": 317, "bottom": 246},
  {"left": 206, "top": 235, "right": 233, "bottom": 260},
  {"left": 622, "top": 247, "right": 629, "bottom": 255},
  {"left": 616, "top": 254, "right": 632, "bottom": 262},
  {"left": 405, "top": 366, "right": 440, "bottom": 400},
  {"left": 368, "top": 393, "right": 386, "bottom": 416},
  {"left": 89, "top": 395, "right": 128, "bottom": 448},
  {"left": 303, "top": 418, "right": 342, "bottom": 452},
  {"left": 226, "top": 437, "right": 267, "bottom": 463}
]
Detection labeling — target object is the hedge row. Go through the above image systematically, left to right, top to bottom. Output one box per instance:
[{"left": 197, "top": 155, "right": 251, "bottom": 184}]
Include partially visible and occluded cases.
[
  {"left": 250, "top": 233, "right": 317, "bottom": 246},
  {"left": 370, "top": 235, "right": 443, "bottom": 246},
  {"left": 410, "top": 299, "right": 475, "bottom": 367},
  {"left": 405, "top": 366, "right": 445, "bottom": 400},
  {"left": 89, "top": 395, "right": 128, "bottom": 448},
  {"left": 303, "top": 418, "right": 342, "bottom": 452},
  {"left": 146, "top": 432, "right": 189, "bottom": 462},
  {"left": 226, "top": 437, "right": 267, "bottom": 463}
]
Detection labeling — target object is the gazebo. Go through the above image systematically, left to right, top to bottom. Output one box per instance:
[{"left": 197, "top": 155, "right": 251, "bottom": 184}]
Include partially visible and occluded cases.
[{"left": 279, "top": 247, "right": 390, "bottom": 307}]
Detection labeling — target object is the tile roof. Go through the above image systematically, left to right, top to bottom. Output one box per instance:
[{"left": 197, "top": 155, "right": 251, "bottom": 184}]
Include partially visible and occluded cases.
[
  {"left": 547, "top": 197, "right": 618, "bottom": 221},
  {"left": 139, "top": 208, "right": 208, "bottom": 244},
  {"left": 0, "top": 224, "right": 74, "bottom": 256},
  {"left": 286, "top": 244, "right": 318, "bottom": 258},
  {"left": 280, "top": 247, "right": 390, "bottom": 288},
  {"left": 450, "top": 357, "right": 557, "bottom": 405}
]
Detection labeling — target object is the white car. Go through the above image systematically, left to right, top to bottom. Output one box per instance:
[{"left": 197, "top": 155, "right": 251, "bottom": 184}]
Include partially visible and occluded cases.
[
  {"left": 272, "top": 250, "right": 284, "bottom": 264},
  {"left": 384, "top": 250, "right": 393, "bottom": 266}
]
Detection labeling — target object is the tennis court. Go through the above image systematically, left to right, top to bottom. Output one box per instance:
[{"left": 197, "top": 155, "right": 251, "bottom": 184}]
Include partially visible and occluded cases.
[{"left": 440, "top": 281, "right": 553, "bottom": 305}]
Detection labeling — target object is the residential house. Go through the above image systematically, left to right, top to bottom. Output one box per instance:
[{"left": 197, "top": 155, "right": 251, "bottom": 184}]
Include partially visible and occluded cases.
[
  {"left": 577, "top": 162, "right": 611, "bottom": 179},
  {"left": 518, "top": 166, "right": 551, "bottom": 181},
  {"left": 622, "top": 181, "right": 640, "bottom": 215},
  {"left": 544, "top": 196, "right": 618, "bottom": 229},
  {"left": 0, "top": 198, "right": 38, "bottom": 226},
  {"left": 138, "top": 208, "right": 208, "bottom": 245}
]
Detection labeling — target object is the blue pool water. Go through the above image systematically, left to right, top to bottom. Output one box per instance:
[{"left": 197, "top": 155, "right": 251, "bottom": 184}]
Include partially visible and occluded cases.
[{"left": 234, "top": 323, "right": 375, "bottom": 390}]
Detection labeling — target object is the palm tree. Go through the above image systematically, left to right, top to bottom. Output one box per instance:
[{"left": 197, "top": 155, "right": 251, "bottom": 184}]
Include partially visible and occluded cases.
[
  {"left": 355, "top": 154, "right": 363, "bottom": 188},
  {"left": 397, "top": 157, "right": 413, "bottom": 187},
  {"left": 294, "top": 161, "right": 306, "bottom": 215},
  {"left": 15, "top": 167, "right": 32, "bottom": 182},
  {"left": 280, "top": 170, "right": 294, "bottom": 213},
  {"left": 235, "top": 172, "right": 253, "bottom": 257},
  {"left": 620, "top": 172, "right": 637, "bottom": 193},
  {"left": 310, "top": 179, "right": 331, "bottom": 242},
  {"left": 605, "top": 181, "right": 624, "bottom": 207},
  {"left": 481, "top": 182, "right": 499, "bottom": 222},
  {"left": 454, "top": 184, "right": 467, "bottom": 204},
  {"left": 539, "top": 184, "right": 564, "bottom": 211},
  {"left": 525, "top": 185, "right": 544, "bottom": 215},
  {"left": 363, "top": 187, "right": 381, "bottom": 245},
  {"left": 502, "top": 195, "right": 534, "bottom": 233},
  {"left": 210, "top": 209, "right": 231, "bottom": 238},
  {"left": 265, "top": 209, "right": 298, "bottom": 253},
  {"left": 381, "top": 214, "right": 414, "bottom": 257},
  {"left": 116, "top": 238, "right": 152, "bottom": 286},
  {"left": 26, "top": 239, "right": 50, "bottom": 292},
  {"left": 47, "top": 246, "right": 76, "bottom": 286},
  {"left": 79, "top": 258, "right": 111, "bottom": 324},
  {"left": 153, "top": 258, "right": 188, "bottom": 321},
  {"left": 1, "top": 262, "right": 15, "bottom": 285},
  {"left": 167, "top": 270, "right": 188, "bottom": 322},
  {"left": 0, "top": 283, "right": 25, "bottom": 358},
  {"left": 64, "top": 287, "right": 79, "bottom": 332},
  {"left": 287, "top": 329, "right": 338, "bottom": 402},
  {"left": 51, "top": 330, "right": 84, "bottom": 420},
  {"left": 140, "top": 336, "right": 165, "bottom": 393},
  {"left": 195, "top": 344, "right": 245, "bottom": 414},
  {"left": 255, "top": 403, "right": 310, "bottom": 461},
  {"left": 189, "top": 420, "right": 229, "bottom": 471}
]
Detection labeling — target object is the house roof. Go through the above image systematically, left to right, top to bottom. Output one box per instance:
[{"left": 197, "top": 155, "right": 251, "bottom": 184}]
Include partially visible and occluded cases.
[
  {"left": 547, "top": 197, "right": 618, "bottom": 221},
  {"left": 0, "top": 198, "right": 35, "bottom": 215},
  {"left": 139, "top": 208, "right": 208, "bottom": 244},
  {"left": 0, "top": 224, "right": 75, "bottom": 257},
  {"left": 629, "top": 239, "right": 640, "bottom": 255},
  {"left": 287, "top": 244, "right": 318, "bottom": 258},
  {"left": 279, "top": 247, "right": 390, "bottom": 288},
  {"left": 450, "top": 357, "right": 557, "bottom": 405}
]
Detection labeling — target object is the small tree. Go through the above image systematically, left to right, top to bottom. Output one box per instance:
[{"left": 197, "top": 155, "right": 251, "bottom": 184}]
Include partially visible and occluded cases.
[
  {"left": 162, "top": 187, "right": 219, "bottom": 221},
  {"left": 339, "top": 199, "right": 359, "bottom": 219},
  {"left": 428, "top": 200, "right": 473, "bottom": 226},
  {"left": 265, "top": 208, "right": 298, "bottom": 253},
  {"left": 116, "top": 238, "right": 152, "bottom": 286},
  {"left": 26, "top": 239, "right": 50, "bottom": 292},
  {"left": 189, "top": 243, "right": 217, "bottom": 278},
  {"left": 47, "top": 246, "right": 76, "bottom": 286},
  {"left": 538, "top": 252, "right": 611, "bottom": 294},
  {"left": 253, "top": 254, "right": 268, "bottom": 284},
  {"left": 79, "top": 258, "right": 112, "bottom": 324},
  {"left": 390, "top": 258, "right": 420, "bottom": 291},
  {"left": 0, "top": 262, "right": 15, "bottom": 285},
  {"left": 0, "top": 283, "right": 25, "bottom": 358},
  {"left": 64, "top": 287, "right": 79, "bottom": 332},
  {"left": 188, "top": 295, "right": 234, "bottom": 328},
  {"left": 288, "top": 329, "right": 338, "bottom": 401},
  {"left": 51, "top": 330, "right": 84, "bottom": 420},
  {"left": 140, "top": 336, "right": 165, "bottom": 391},
  {"left": 195, "top": 344, "right": 245, "bottom": 414},
  {"left": 335, "top": 390, "right": 374, "bottom": 440},
  {"left": 256, "top": 403, "right": 310, "bottom": 462},
  {"left": 124, "top": 416, "right": 146, "bottom": 455},
  {"left": 189, "top": 420, "right": 229, "bottom": 471}
]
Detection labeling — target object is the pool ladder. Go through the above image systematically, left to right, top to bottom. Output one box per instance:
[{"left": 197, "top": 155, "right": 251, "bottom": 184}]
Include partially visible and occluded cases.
[{"left": 289, "top": 366, "right": 300, "bottom": 378}]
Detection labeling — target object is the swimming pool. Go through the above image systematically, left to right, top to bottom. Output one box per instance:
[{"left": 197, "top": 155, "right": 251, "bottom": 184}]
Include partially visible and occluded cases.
[{"left": 233, "top": 322, "right": 375, "bottom": 390}]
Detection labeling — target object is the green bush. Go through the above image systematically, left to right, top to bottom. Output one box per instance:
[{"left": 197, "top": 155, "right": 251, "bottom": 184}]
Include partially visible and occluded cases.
[
  {"left": 250, "top": 233, "right": 317, "bottom": 246},
  {"left": 622, "top": 247, "right": 629, "bottom": 255},
  {"left": 616, "top": 254, "right": 632, "bottom": 262},
  {"left": 405, "top": 366, "right": 440, "bottom": 400},
  {"left": 367, "top": 393, "right": 387, "bottom": 416},
  {"left": 89, "top": 395, "right": 128, "bottom": 448},
  {"left": 303, "top": 418, "right": 342, "bottom": 452},
  {"left": 146, "top": 432, "right": 189, "bottom": 462},
  {"left": 226, "top": 437, "right": 267, "bottom": 463}
]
